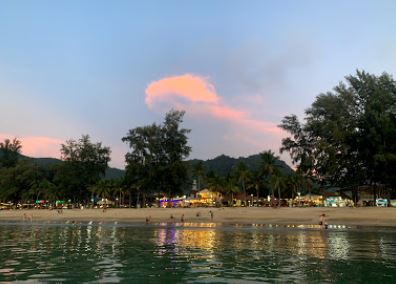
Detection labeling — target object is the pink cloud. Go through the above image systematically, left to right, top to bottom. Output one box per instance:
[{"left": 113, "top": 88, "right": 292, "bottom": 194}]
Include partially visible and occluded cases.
[
  {"left": 145, "top": 74, "right": 284, "bottom": 137},
  {"left": 145, "top": 74, "right": 219, "bottom": 108},
  {"left": 208, "top": 105, "right": 246, "bottom": 120},
  {"left": 0, "top": 133, "right": 62, "bottom": 158}
]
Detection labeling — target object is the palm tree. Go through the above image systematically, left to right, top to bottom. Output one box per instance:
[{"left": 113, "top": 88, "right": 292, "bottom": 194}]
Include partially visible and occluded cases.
[
  {"left": 0, "top": 138, "right": 22, "bottom": 167},
  {"left": 260, "top": 150, "right": 280, "bottom": 206},
  {"left": 260, "top": 150, "right": 279, "bottom": 176},
  {"left": 233, "top": 161, "right": 250, "bottom": 205},
  {"left": 249, "top": 171, "right": 262, "bottom": 203},
  {"left": 207, "top": 172, "right": 224, "bottom": 193},
  {"left": 269, "top": 172, "right": 286, "bottom": 208},
  {"left": 286, "top": 173, "right": 302, "bottom": 206},
  {"left": 223, "top": 177, "right": 240, "bottom": 206},
  {"left": 28, "top": 179, "right": 57, "bottom": 203},
  {"left": 90, "top": 179, "right": 113, "bottom": 202},
  {"left": 112, "top": 182, "right": 125, "bottom": 207}
]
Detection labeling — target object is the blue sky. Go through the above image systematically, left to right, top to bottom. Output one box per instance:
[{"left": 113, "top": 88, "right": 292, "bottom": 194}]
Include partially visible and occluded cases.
[{"left": 1, "top": 0, "right": 396, "bottom": 168}]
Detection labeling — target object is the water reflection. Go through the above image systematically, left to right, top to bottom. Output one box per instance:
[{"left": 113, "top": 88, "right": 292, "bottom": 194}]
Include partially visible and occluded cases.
[
  {"left": 1, "top": 222, "right": 396, "bottom": 283},
  {"left": 154, "top": 223, "right": 217, "bottom": 251}
]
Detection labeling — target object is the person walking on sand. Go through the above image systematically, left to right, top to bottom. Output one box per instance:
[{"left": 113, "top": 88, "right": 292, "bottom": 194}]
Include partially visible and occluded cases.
[
  {"left": 209, "top": 210, "right": 214, "bottom": 221},
  {"left": 181, "top": 214, "right": 185, "bottom": 222}
]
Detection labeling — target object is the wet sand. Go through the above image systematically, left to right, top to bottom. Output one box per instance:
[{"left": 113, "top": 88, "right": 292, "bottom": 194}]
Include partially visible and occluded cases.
[{"left": 1, "top": 207, "right": 396, "bottom": 227}]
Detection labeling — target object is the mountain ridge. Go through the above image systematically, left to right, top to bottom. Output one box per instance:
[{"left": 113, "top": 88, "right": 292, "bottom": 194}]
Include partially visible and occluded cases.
[
  {"left": 0, "top": 151, "right": 125, "bottom": 180},
  {"left": 2, "top": 151, "right": 293, "bottom": 178},
  {"left": 188, "top": 153, "right": 293, "bottom": 176}
]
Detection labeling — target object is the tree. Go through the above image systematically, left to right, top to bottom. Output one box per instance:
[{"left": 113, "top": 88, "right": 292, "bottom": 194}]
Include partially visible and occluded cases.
[
  {"left": 280, "top": 70, "right": 396, "bottom": 198},
  {"left": 122, "top": 110, "right": 191, "bottom": 203},
  {"left": 160, "top": 110, "right": 191, "bottom": 197},
  {"left": 162, "top": 110, "right": 191, "bottom": 163},
  {"left": 279, "top": 115, "right": 314, "bottom": 177},
  {"left": 122, "top": 124, "right": 162, "bottom": 207},
  {"left": 55, "top": 135, "right": 111, "bottom": 202},
  {"left": 60, "top": 135, "right": 111, "bottom": 179},
  {"left": 0, "top": 138, "right": 22, "bottom": 168},
  {"left": 260, "top": 150, "right": 279, "bottom": 205},
  {"left": 0, "top": 161, "right": 52, "bottom": 203},
  {"left": 192, "top": 161, "right": 206, "bottom": 191},
  {"left": 232, "top": 161, "right": 250, "bottom": 205},
  {"left": 206, "top": 171, "right": 225, "bottom": 193},
  {"left": 248, "top": 171, "right": 263, "bottom": 203},
  {"left": 268, "top": 172, "right": 286, "bottom": 207},
  {"left": 285, "top": 173, "right": 302, "bottom": 205},
  {"left": 223, "top": 177, "right": 240, "bottom": 206},
  {"left": 90, "top": 179, "right": 114, "bottom": 201}
]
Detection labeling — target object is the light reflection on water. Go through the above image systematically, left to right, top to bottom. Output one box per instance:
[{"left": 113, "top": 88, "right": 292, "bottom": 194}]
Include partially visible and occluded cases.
[{"left": 1, "top": 222, "right": 396, "bottom": 283}]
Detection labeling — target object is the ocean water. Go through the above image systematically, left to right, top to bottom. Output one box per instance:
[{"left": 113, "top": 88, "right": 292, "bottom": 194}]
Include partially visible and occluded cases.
[{"left": 1, "top": 222, "right": 396, "bottom": 283}]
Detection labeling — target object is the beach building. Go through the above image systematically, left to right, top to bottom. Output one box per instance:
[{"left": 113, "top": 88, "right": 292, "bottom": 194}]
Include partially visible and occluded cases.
[
  {"left": 186, "top": 189, "right": 222, "bottom": 207},
  {"left": 294, "top": 194, "right": 323, "bottom": 207},
  {"left": 158, "top": 196, "right": 187, "bottom": 207}
]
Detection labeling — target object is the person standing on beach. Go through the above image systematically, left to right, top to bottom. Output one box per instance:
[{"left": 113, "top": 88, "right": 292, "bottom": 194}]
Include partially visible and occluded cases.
[
  {"left": 209, "top": 210, "right": 214, "bottom": 221},
  {"left": 319, "top": 213, "right": 327, "bottom": 227}
]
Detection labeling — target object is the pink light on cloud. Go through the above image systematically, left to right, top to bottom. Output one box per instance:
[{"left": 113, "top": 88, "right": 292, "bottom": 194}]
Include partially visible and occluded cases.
[
  {"left": 145, "top": 73, "right": 284, "bottom": 136},
  {"left": 144, "top": 74, "right": 295, "bottom": 165},
  {"left": 145, "top": 74, "right": 219, "bottom": 108},
  {"left": 208, "top": 105, "right": 246, "bottom": 120},
  {"left": 0, "top": 133, "right": 62, "bottom": 158}
]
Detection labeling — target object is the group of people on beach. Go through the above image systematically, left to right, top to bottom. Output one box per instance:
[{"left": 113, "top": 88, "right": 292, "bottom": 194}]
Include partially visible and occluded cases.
[
  {"left": 21, "top": 207, "right": 328, "bottom": 228},
  {"left": 146, "top": 210, "right": 214, "bottom": 223}
]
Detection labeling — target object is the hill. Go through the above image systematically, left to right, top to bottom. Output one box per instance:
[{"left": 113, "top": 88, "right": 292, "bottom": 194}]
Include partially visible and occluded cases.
[
  {"left": 0, "top": 150, "right": 125, "bottom": 179},
  {"left": 2, "top": 150, "right": 292, "bottom": 179},
  {"left": 188, "top": 154, "right": 293, "bottom": 176},
  {"left": 26, "top": 156, "right": 125, "bottom": 179}
]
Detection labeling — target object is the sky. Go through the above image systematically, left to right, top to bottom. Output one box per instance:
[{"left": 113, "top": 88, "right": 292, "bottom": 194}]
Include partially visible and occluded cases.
[{"left": 1, "top": 0, "right": 396, "bottom": 168}]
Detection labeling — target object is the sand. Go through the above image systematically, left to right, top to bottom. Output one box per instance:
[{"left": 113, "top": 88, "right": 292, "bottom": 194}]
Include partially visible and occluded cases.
[{"left": 1, "top": 207, "right": 396, "bottom": 227}]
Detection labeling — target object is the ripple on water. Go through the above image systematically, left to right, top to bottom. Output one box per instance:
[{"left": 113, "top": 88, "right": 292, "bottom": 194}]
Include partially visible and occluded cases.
[{"left": 1, "top": 223, "right": 396, "bottom": 282}]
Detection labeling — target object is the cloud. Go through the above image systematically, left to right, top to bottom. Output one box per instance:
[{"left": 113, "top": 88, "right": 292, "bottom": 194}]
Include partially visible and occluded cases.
[
  {"left": 144, "top": 74, "right": 285, "bottom": 154},
  {"left": 145, "top": 74, "right": 219, "bottom": 108},
  {"left": 0, "top": 133, "right": 62, "bottom": 159}
]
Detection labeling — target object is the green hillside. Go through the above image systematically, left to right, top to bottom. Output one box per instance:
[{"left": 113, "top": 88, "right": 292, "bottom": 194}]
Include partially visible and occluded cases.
[
  {"left": 2, "top": 150, "right": 291, "bottom": 179},
  {"left": 0, "top": 151, "right": 125, "bottom": 180},
  {"left": 188, "top": 154, "right": 293, "bottom": 176},
  {"left": 27, "top": 156, "right": 125, "bottom": 179}
]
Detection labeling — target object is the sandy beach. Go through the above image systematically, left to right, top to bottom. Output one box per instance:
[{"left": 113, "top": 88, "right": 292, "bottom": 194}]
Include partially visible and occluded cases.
[{"left": 1, "top": 207, "right": 396, "bottom": 227}]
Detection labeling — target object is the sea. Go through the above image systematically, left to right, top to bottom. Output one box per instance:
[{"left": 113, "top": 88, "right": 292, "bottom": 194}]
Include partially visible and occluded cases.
[{"left": 1, "top": 221, "right": 396, "bottom": 283}]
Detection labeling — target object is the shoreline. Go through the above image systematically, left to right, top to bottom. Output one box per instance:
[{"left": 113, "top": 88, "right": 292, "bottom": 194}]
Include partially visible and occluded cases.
[{"left": 2, "top": 207, "right": 396, "bottom": 227}]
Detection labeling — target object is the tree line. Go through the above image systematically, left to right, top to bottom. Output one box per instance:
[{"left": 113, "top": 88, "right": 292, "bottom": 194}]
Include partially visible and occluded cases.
[
  {"left": 1, "top": 70, "right": 395, "bottom": 206},
  {"left": 187, "top": 70, "right": 396, "bottom": 204},
  {"left": 0, "top": 110, "right": 194, "bottom": 206}
]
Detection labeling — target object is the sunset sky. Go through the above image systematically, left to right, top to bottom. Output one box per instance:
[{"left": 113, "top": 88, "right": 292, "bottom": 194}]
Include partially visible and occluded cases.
[{"left": 1, "top": 0, "right": 396, "bottom": 168}]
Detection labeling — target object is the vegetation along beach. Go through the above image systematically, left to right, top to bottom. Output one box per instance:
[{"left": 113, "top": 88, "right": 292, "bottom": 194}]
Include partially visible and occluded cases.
[{"left": 1, "top": 72, "right": 396, "bottom": 218}]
